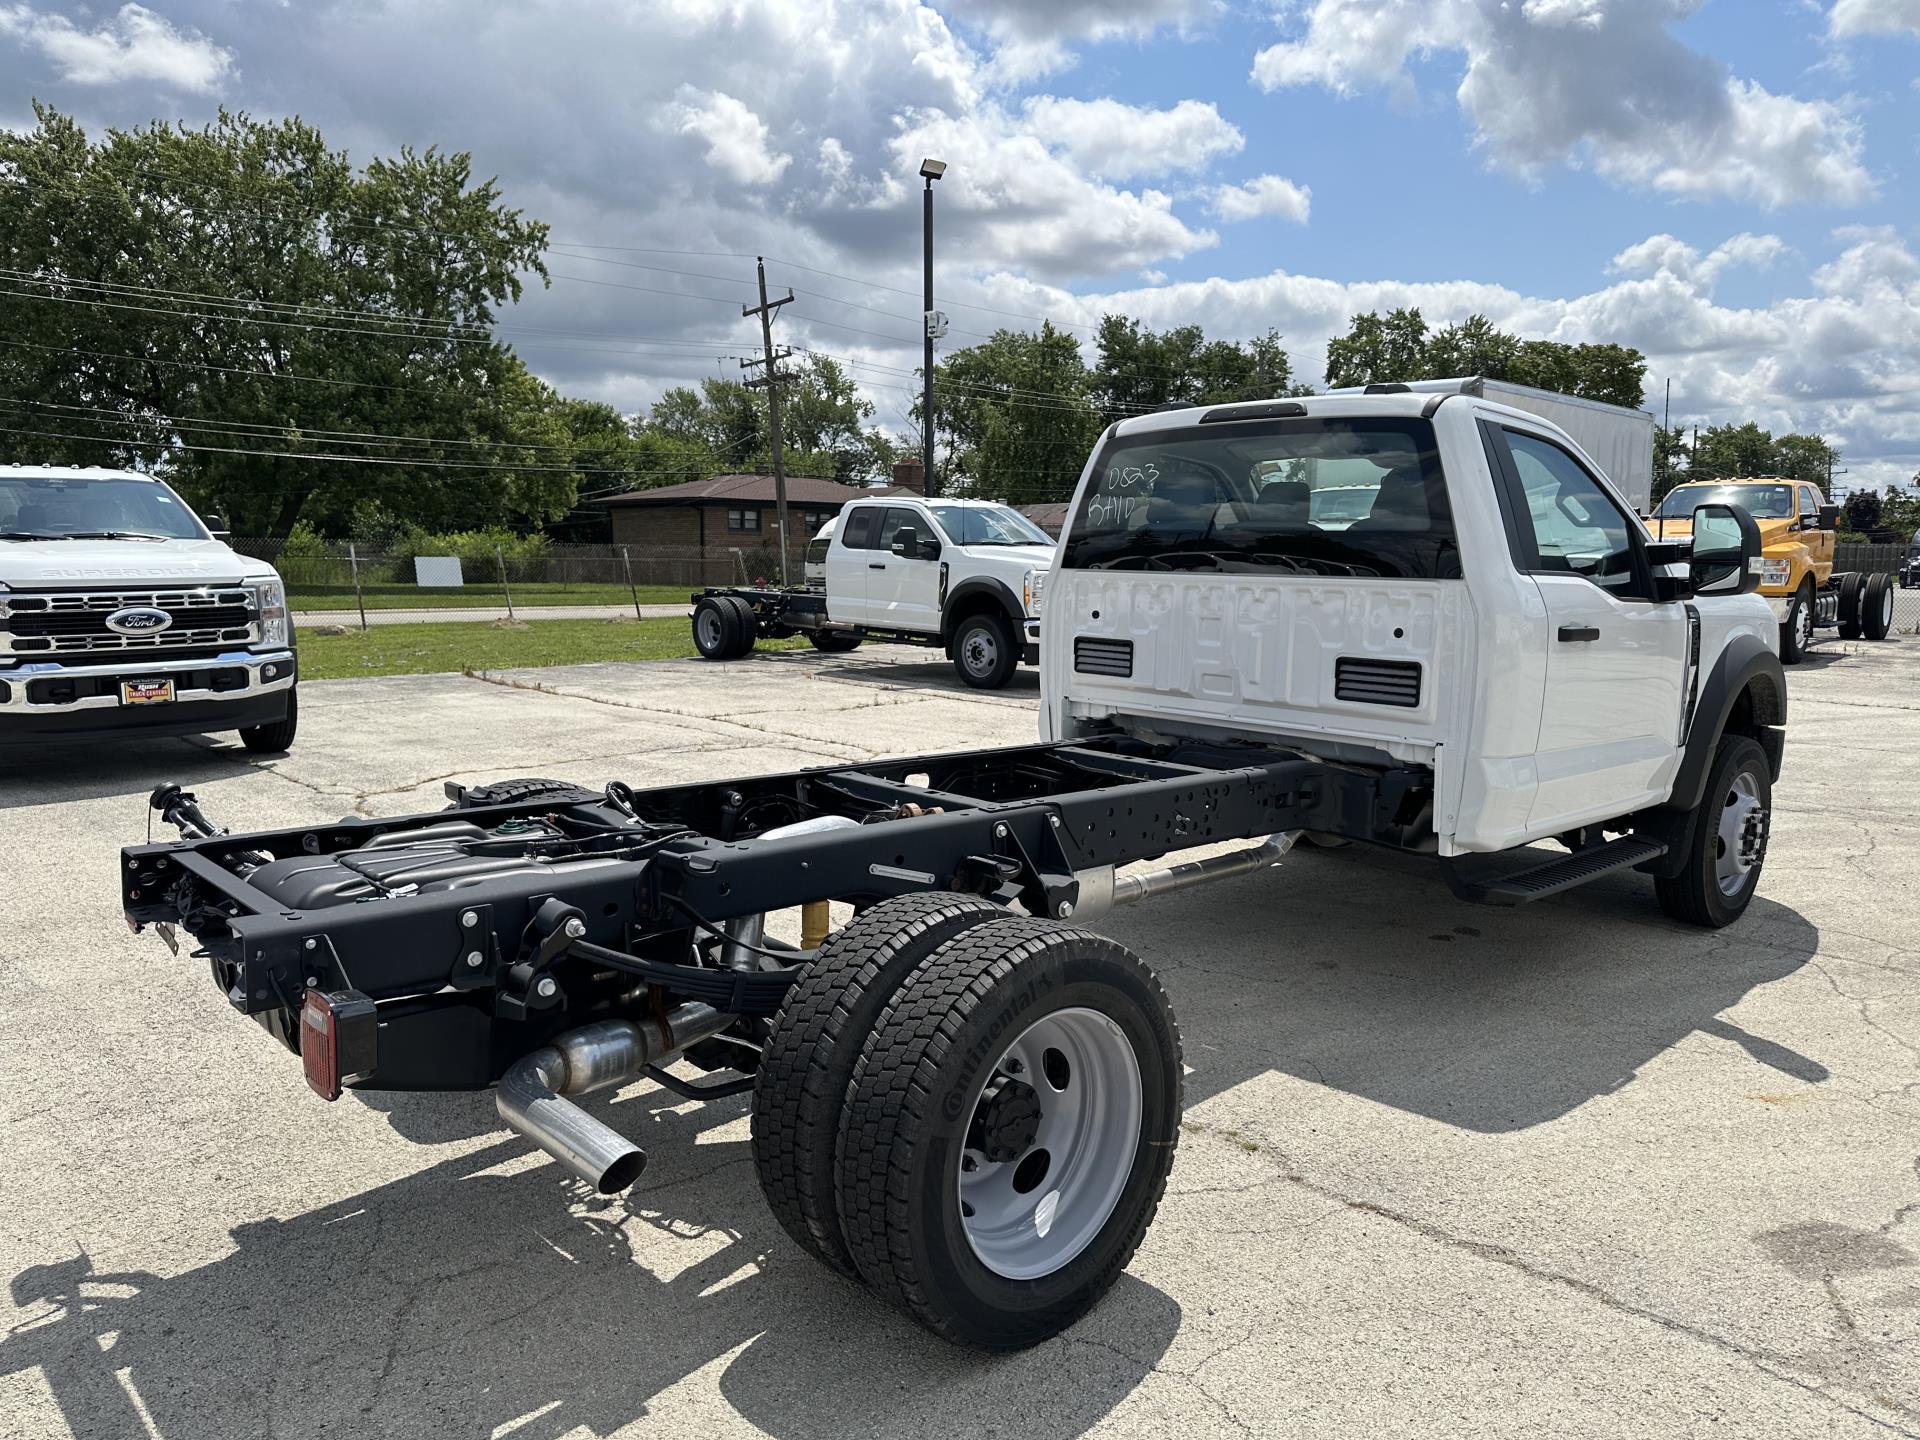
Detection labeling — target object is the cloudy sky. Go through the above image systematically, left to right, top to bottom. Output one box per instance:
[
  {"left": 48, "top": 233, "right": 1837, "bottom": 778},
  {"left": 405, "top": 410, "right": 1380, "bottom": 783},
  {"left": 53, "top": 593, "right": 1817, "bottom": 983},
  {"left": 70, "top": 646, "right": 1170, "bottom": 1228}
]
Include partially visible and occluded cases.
[{"left": 3, "top": 0, "right": 1919, "bottom": 492}]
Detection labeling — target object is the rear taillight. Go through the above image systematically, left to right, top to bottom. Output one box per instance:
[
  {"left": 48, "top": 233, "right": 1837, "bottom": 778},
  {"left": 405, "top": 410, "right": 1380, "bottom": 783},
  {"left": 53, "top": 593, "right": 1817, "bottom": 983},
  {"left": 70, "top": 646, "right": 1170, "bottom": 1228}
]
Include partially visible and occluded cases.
[{"left": 300, "top": 988, "right": 378, "bottom": 1101}]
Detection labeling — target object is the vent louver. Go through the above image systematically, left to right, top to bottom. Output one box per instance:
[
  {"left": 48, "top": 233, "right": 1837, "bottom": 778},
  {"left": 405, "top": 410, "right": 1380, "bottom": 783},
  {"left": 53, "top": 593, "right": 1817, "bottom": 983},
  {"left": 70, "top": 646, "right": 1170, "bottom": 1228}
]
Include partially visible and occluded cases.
[
  {"left": 1073, "top": 637, "right": 1133, "bottom": 678},
  {"left": 1335, "top": 657, "right": 1422, "bottom": 707}
]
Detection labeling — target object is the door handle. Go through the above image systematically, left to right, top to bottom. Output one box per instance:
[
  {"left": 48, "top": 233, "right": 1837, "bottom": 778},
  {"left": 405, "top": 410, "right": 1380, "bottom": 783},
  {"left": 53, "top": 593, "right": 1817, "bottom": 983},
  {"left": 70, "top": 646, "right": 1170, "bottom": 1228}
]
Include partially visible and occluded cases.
[
  {"left": 868, "top": 563, "right": 887, "bottom": 570},
  {"left": 1557, "top": 624, "right": 1600, "bottom": 642}
]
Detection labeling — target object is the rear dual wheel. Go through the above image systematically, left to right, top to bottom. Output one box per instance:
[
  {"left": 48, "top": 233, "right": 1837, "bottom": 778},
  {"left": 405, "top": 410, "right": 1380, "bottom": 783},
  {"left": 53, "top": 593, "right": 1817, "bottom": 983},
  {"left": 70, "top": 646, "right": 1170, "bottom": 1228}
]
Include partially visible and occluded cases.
[
  {"left": 692, "top": 595, "right": 758, "bottom": 660},
  {"left": 752, "top": 899, "right": 1181, "bottom": 1350}
]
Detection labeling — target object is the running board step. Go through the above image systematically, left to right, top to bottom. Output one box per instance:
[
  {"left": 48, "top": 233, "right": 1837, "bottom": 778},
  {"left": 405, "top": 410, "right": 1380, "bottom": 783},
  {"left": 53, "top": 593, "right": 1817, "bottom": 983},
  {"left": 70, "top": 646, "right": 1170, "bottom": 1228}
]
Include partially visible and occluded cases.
[{"left": 1439, "top": 836, "right": 1668, "bottom": 907}]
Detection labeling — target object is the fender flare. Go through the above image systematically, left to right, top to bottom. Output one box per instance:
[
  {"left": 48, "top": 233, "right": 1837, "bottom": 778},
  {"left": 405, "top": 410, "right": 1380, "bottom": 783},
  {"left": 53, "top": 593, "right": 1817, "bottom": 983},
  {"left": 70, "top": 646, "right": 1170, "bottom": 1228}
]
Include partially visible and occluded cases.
[
  {"left": 940, "top": 577, "right": 1026, "bottom": 648},
  {"left": 1667, "top": 632, "right": 1786, "bottom": 814}
]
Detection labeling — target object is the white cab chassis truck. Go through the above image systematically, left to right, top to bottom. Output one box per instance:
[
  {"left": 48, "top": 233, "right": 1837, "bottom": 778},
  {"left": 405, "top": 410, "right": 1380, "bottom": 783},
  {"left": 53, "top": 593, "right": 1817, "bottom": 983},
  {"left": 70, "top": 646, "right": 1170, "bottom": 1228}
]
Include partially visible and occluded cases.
[
  {"left": 123, "top": 387, "right": 1781, "bottom": 1352},
  {"left": 2, "top": 465, "right": 297, "bottom": 750},
  {"left": 689, "top": 495, "right": 1053, "bottom": 689}
]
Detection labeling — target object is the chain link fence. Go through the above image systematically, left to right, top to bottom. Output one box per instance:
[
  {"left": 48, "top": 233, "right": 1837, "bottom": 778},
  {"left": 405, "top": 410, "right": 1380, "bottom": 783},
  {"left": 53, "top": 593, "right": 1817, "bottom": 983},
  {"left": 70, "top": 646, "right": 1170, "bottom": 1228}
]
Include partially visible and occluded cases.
[{"left": 229, "top": 540, "right": 811, "bottom": 627}]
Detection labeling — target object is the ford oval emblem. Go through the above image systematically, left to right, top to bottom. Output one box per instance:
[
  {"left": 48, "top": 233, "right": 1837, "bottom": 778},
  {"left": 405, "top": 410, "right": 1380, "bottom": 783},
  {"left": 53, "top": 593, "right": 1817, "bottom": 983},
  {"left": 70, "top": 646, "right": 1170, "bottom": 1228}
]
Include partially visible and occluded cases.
[{"left": 105, "top": 606, "right": 173, "bottom": 636}]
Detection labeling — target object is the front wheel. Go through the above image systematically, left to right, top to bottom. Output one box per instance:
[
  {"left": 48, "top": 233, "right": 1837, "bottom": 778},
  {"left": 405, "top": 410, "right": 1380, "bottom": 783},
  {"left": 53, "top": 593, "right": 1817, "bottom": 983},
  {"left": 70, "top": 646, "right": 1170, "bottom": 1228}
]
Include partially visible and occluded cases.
[
  {"left": 1779, "top": 582, "right": 1814, "bottom": 664},
  {"left": 951, "top": 613, "right": 1018, "bottom": 690},
  {"left": 239, "top": 688, "right": 298, "bottom": 753},
  {"left": 1654, "top": 734, "right": 1771, "bottom": 928},
  {"left": 836, "top": 917, "right": 1181, "bottom": 1349}
]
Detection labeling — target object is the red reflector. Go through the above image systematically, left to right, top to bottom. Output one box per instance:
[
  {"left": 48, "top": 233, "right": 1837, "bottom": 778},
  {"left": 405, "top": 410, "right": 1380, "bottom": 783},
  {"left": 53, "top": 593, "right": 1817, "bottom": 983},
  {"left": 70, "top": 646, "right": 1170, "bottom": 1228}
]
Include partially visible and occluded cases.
[{"left": 300, "top": 988, "right": 377, "bottom": 1101}]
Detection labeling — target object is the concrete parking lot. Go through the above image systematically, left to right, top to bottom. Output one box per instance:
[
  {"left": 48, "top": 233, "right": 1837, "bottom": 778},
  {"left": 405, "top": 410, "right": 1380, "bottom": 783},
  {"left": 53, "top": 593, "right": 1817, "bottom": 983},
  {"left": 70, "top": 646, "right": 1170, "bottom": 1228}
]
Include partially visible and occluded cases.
[{"left": 0, "top": 636, "right": 1916, "bottom": 1439}]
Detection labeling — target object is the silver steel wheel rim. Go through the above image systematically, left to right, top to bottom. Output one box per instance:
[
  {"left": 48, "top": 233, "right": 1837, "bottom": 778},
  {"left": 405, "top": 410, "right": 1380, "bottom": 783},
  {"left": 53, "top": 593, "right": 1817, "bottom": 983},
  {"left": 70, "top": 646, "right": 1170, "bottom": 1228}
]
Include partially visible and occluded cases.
[
  {"left": 1881, "top": 585, "right": 1894, "bottom": 628},
  {"left": 1797, "top": 597, "right": 1814, "bottom": 651},
  {"left": 696, "top": 607, "right": 723, "bottom": 650},
  {"left": 963, "top": 628, "right": 998, "bottom": 677},
  {"left": 1714, "top": 769, "right": 1767, "bottom": 897},
  {"left": 958, "top": 1006, "right": 1142, "bottom": 1281}
]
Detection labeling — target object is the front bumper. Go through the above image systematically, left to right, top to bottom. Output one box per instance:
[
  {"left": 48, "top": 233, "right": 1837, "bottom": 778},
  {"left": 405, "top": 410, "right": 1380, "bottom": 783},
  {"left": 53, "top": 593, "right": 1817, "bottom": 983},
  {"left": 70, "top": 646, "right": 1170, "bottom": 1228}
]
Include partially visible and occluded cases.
[{"left": 0, "top": 649, "right": 295, "bottom": 739}]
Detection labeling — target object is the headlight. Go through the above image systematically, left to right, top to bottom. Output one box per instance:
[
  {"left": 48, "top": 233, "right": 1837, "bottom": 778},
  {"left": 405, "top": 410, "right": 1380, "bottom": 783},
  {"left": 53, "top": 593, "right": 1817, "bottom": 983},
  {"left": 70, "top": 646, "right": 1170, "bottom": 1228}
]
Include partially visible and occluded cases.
[
  {"left": 1758, "top": 558, "right": 1791, "bottom": 587},
  {"left": 1023, "top": 568, "right": 1046, "bottom": 616},
  {"left": 251, "top": 576, "right": 289, "bottom": 647}
]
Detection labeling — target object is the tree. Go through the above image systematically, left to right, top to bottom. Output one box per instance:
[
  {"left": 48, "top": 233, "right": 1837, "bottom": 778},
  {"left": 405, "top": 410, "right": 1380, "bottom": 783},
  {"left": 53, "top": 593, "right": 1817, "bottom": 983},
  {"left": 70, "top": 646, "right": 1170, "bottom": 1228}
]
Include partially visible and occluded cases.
[
  {"left": 0, "top": 105, "right": 553, "bottom": 537},
  {"left": 1323, "top": 310, "right": 1647, "bottom": 408},
  {"left": 1089, "top": 318, "right": 1295, "bottom": 424},
  {"left": 932, "top": 323, "right": 1100, "bottom": 505},
  {"left": 643, "top": 356, "right": 890, "bottom": 484},
  {"left": 1689, "top": 423, "right": 1777, "bottom": 481},
  {"left": 1652, "top": 424, "right": 1691, "bottom": 503},
  {"left": 1771, "top": 433, "right": 1839, "bottom": 487},
  {"left": 1880, "top": 482, "right": 1920, "bottom": 540},
  {"left": 1841, "top": 488, "right": 1882, "bottom": 534}
]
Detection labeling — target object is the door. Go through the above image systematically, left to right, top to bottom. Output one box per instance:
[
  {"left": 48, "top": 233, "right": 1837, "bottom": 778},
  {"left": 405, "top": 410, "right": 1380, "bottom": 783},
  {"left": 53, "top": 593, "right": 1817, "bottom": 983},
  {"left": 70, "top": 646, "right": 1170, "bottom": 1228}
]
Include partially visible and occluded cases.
[
  {"left": 1490, "top": 427, "right": 1690, "bottom": 832},
  {"left": 1797, "top": 484, "right": 1833, "bottom": 578},
  {"left": 826, "top": 504, "right": 880, "bottom": 623},
  {"left": 868, "top": 506, "right": 942, "bottom": 632}
]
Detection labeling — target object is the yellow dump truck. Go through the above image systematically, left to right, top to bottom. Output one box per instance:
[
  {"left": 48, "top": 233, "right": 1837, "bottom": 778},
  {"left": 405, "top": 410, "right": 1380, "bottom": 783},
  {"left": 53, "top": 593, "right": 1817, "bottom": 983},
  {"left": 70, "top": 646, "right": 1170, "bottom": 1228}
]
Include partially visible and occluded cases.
[{"left": 1651, "top": 476, "right": 1897, "bottom": 662}]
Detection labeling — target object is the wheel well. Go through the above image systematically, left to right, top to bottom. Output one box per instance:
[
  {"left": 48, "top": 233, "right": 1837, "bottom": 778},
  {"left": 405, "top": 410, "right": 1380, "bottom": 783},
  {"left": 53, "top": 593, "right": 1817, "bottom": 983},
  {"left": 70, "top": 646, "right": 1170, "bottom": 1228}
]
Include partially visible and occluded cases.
[
  {"left": 942, "top": 589, "right": 1017, "bottom": 653},
  {"left": 1723, "top": 675, "right": 1785, "bottom": 778}
]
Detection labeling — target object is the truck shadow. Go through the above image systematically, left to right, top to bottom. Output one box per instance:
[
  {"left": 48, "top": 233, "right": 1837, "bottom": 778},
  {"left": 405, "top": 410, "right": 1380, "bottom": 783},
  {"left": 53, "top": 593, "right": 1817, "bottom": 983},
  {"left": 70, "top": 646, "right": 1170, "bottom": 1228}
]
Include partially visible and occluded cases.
[
  {"left": 0, "top": 736, "right": 261, "bottom": 811},
  {"left": 1102, "top": 844, "right": 1825, "bottom": 1130},
  {"left": 1, "top": 1095, "right": 1179, "bottom": 1440}
]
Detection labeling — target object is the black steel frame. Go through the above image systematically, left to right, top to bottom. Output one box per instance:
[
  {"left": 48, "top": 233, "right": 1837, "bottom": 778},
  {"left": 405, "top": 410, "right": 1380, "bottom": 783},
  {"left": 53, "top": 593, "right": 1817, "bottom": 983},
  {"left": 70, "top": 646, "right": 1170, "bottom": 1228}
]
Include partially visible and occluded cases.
[{"left": 122, "top": 736, "right": 1430, "bottom": 1088}]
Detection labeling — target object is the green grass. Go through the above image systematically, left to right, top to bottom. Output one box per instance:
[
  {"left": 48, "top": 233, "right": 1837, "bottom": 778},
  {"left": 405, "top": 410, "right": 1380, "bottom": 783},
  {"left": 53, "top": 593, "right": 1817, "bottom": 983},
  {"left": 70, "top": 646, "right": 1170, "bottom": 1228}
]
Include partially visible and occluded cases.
[
  {"left": 289, "top": 581, "right": 694, "bottom": 611},
  {"left": 298, "top": 617, "right": 806, "bottom": 679}
]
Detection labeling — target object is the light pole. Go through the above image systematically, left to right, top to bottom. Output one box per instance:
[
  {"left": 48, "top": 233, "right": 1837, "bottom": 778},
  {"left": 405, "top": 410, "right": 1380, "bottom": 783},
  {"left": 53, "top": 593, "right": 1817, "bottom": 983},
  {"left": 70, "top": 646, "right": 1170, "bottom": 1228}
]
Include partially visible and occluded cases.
[{"left": 920, "top": 157, "right": 945, "bottom": 498}]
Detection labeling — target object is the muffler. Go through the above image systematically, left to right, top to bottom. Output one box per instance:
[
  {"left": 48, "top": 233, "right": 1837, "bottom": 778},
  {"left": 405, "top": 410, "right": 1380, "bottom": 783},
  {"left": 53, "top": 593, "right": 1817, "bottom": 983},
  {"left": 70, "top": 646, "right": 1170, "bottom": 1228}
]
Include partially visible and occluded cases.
[{"left": 497, "top": 1003, "right": 735, "bottom": 1193}]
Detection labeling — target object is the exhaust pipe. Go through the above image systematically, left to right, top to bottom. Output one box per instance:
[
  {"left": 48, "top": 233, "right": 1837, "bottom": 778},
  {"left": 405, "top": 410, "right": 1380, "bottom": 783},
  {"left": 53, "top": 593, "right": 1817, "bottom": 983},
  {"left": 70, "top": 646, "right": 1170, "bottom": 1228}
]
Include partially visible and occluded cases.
[
  {"left": 722, "top": 813, "right": 861, "bottom": 971},
  {"left": 1071, "top": 832, "right": 1300, "bottom": 922},
  {"left": 497, "top": 1003, "right": 734, "bottom": 1193}
]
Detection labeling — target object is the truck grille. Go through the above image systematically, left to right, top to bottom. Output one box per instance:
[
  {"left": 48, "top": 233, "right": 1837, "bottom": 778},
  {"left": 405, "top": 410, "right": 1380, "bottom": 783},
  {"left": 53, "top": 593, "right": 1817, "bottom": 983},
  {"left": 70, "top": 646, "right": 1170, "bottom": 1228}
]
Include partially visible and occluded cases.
[
  {"left": 0, "top": 587, "right": 257, "bottom": 658},
  {"left": 1074, "top": 637, "right": 1134, "bottom": 677},
  {"left": 1334, "top": 657, "right": 1422, "bottom": 707}
]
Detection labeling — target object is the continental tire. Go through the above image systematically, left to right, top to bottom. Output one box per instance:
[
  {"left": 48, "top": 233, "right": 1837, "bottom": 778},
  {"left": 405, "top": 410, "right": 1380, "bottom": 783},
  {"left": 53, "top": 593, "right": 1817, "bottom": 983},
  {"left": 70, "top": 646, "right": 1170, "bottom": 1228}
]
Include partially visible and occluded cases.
[
  {"left": 1837, "top": 571, "right": 1863, "bottom": 639},
  {"left": 1862, "top": 572, "right": 1895, "bottom": 641},
  {"left": 719, "top": 594, "right": 759, "bottom": 657},
  {"left": 693, "top": 597, "right": 735, "bottom": 660},
  {"left": 1654, "top": 734, "right": 1771, "bottom": 929},
  {"left": 448, "top": 776, "right": 603, "bottom": 809},
  {"left": 751, "top": 893, "right": 1003, "bottom": 1279},
  {"left": 836, "top": 917, "right": 1181, "bottom": 1350}
]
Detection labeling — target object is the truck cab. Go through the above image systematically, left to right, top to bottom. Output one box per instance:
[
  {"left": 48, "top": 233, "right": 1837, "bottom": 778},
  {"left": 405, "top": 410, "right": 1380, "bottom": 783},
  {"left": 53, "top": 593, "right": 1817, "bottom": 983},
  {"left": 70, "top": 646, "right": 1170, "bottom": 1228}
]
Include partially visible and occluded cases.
[
  {"left": 1041, "top": 390, "right": 1784, "bottom": 888},
  {"left": 0, "top": 465, "right": 297, "bottom": 750},
  {"left": 825, "top": 496, "right": 1053, "bottom": 686}
]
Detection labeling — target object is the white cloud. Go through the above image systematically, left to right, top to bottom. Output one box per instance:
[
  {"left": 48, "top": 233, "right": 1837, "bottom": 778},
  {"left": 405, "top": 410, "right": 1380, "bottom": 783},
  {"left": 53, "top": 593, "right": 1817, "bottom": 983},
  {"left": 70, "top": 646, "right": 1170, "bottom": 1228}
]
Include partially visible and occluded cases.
[
  {"left": 942, "top": 0, "right": 1218, "bottom": 80},
  {"left": 1251, "top": 0, "right": 1875, "bottom": 208},
  {"left": 1829, "top": 0, "right": 1920, "bottom": 36},
  {"left": 0, "top": 3, "right": 231, "bottom": 91},
  {"left": 664, "top": 87, "right": 791, "bottom": 185},
  {"left": 1020, "top": 96, "right": 1242, "bottom": 179},
  {"left": 1209, "top": 173, "right": 1312, "bottom": 223},
  {"left": 1610, "top": 232, "right": 1789, "bottom": 287}
]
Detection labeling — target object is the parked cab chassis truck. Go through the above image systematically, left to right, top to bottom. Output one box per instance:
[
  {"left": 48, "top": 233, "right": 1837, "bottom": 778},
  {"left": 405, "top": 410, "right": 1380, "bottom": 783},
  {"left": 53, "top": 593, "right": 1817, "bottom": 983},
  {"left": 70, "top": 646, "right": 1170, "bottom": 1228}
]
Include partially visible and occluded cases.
[{"left": 122, "top": 387, "right": 1786, "bottom": 1350}]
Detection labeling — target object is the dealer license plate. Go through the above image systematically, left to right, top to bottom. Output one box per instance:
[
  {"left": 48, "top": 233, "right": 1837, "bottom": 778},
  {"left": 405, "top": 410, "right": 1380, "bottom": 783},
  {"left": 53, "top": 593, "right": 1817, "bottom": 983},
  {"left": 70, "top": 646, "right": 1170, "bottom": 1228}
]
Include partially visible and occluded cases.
[{"left": 120, "top": 679, "right": 176, "bottom": 706}]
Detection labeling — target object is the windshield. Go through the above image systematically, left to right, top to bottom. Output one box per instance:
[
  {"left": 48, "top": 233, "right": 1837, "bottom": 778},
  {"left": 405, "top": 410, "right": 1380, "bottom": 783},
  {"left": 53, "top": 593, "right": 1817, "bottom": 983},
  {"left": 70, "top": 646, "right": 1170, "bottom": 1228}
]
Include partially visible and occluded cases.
[
  {"left": 1061, "top": 417, "right": 1459, "bottom": 579},
  {"left": 0, "top": 474, "right": 207, "bottom": 540},
  {"left": 1655, "top": 483, "right": 1795, "bottom": 520},
  {"left": 927, "top": 503, "right": 1051, "bottom": 547},
  {"left": 805, "top": 538, "right": 829, "bottom": 565}
]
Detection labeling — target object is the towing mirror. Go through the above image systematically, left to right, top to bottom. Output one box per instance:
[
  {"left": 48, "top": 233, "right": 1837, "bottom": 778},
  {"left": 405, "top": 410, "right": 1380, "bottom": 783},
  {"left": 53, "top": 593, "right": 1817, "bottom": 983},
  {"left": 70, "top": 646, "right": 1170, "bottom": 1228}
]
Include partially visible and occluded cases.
[
  {"left": 1689, "top": 502, "right": 1763, "bottom": 597},
  {"left": 1818, "top": 503, "right": 1839, "bottom": 531},
  {"left": 204, "top": 513, "right": 229, "bottom": 538},
  {"left": 891, "top": 526, "right": 940, "bottom": 560}
]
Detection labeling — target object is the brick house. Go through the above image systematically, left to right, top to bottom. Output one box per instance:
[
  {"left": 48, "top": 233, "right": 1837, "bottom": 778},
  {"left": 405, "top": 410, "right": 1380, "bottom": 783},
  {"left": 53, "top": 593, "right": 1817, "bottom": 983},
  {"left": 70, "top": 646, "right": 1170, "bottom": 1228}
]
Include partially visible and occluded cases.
[{"left": 596, "top": 462, "right": 926, "bottom": 578}]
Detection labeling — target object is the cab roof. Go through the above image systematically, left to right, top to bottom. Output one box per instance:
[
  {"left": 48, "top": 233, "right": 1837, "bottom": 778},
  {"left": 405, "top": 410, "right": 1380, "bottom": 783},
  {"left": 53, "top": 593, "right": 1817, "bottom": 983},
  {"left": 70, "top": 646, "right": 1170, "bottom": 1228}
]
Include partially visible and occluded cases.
[{"left": 0, "top": 464, "right": 157, "bottom": 483}]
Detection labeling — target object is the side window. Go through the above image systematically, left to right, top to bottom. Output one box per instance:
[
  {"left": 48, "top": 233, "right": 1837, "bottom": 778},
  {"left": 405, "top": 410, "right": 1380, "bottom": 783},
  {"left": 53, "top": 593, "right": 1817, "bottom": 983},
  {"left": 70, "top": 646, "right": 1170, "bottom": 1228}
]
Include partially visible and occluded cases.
[
  {"left": 1500, "top": 430, "right": 1640, "bottom": 595},
  {"left": 1798, "top": 487, "right": 1818, "bottom": 522},
  {"left": 840, "top": 506, "right": 877, "bottom": 549},
  {"left": 875, "top": 507, "right": 919, "bottom": 552}
]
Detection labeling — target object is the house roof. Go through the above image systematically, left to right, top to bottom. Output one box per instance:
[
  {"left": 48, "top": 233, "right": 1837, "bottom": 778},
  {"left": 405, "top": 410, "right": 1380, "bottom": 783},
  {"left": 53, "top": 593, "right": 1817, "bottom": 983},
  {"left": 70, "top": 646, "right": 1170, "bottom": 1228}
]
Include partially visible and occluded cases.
[
  {"left": 596, "top": 473, "right": 883, "bottom": 508},
  {"left": 1019, "top": 503, "right": 1071, "bottom": 536}
]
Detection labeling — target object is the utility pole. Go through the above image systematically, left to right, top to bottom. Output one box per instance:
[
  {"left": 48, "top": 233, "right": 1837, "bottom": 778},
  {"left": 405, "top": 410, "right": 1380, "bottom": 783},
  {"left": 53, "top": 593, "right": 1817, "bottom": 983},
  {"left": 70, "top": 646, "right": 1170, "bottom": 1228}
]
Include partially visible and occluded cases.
[
  {"left": 920, "top": 158, "right": 946, "bottom": 497},
  {"left": 742, "top": 256, "right": 795, "bottom": 586}
]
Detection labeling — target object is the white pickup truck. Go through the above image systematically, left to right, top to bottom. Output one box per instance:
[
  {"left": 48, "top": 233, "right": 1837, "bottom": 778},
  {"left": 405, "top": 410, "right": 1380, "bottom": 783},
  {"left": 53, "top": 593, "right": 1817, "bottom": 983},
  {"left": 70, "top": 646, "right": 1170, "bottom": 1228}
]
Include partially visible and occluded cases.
[
  {"left": 127, "top": 383, "right": 1783, "bottom": 1354},
  {"left": 1, "top": 465, "right": 297, "bottom": 750},
  {"left": 693, "top": 495, "right": 1054, "bottom": 688}
]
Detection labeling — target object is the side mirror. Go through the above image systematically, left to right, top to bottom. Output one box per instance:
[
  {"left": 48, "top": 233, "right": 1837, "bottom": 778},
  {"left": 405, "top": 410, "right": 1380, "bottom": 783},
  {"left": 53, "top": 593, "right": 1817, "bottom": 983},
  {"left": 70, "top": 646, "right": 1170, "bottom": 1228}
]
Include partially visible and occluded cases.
[
  {"left": 1689, "top": 502, "right": 1763, "bottom": 597},
  {"left": 1818, "top": 504, "right": 1839, "bottom": 532},
  {"left": 203, "top": 513, "right": 229, "bottom": 538},
  {"left": 889, "top": 525, "right": 917, "bottom": 557}
]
